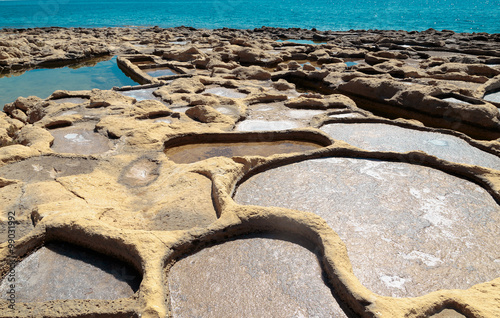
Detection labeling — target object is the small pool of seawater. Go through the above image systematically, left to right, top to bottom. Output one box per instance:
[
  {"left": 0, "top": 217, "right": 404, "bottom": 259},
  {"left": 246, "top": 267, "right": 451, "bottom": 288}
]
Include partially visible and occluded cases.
[
  {"left": 276, "top": 39, "right": 326, "bottom": 45},
  {"left": 0, "top": 56, "right": 138, "bottom": 110},
  {"left": 146, "top": 67, "right": 177, "bottom": 77},
  {"left": 165, "top": 141, "right": 322, "bottom": 163}
]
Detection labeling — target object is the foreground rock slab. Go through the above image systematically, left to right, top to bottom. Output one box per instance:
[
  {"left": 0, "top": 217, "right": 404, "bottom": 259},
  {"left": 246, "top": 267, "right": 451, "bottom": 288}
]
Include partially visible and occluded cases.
[
  {"left": 234, "top": 158, "right": 500, "bottom": 297},
  {"left": 168, "top": 235, "right": 349, "bottom": 317}
]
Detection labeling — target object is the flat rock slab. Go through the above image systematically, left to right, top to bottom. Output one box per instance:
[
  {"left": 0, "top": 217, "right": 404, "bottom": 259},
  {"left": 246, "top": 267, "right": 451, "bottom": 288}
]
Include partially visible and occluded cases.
[
  {"left": 204, "top": 87, "right": 247, "bottom": 99},
  {"left": 119, "top": 88, "right": 158, "bottom": 101},
  {"left": 484, "top": 91, "right": 500, "bottom": 104},
  {"left": 52, "top": 97, "right": 88, "bottom": 105},
  {"left": 238, "top": 102, "right": 317, "bottom": 131},
  {"left": 286, "top": 109, "right": 324, "bottom": 119},
  {"left": 235, "top": 120, "right": 301, "bottom": 131},
  {"left": 50, "top": 122, "right": 114, "bottom": 155},
  {"left": 321, "top": 123, "right": 500, "bottom": 170},
  {"left": 164, "top": 141, "right": 321, "bottom": 164},
  {"left": 0, "top": 156, "right": 97, "bottom": 183},
  {"left": 234, "top": 158, "right": 500, "bottom": 297},
  {"left": 168, "top": 234, "right": 349, "bottom": 317},
  {"left": 0, "top": 242, "right": 140, "bottom": 302}
]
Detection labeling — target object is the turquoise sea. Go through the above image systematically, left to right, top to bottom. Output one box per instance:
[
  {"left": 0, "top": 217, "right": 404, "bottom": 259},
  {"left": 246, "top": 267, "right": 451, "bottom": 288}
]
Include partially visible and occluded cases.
[{"left": 0, "top": 0, "right": 499, "bottom": 34}]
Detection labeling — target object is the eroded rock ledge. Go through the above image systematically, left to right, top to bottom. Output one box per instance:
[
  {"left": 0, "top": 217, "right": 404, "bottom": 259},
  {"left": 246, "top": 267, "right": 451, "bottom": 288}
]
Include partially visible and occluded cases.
[{"left": 0, "top": 27, "right": 499, "bottom": 318}]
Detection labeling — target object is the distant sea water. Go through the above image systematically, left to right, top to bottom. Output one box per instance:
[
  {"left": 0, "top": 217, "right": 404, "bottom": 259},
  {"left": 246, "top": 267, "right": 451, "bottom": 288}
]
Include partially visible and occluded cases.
[{"left": 0, "top": 0, "right": 499, "bottom": 34}]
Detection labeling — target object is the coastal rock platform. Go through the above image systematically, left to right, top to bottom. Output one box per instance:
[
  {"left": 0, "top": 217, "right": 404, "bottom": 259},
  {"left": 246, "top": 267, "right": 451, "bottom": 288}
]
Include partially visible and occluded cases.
[{"left": 0, "top": 26, "right": 500, "bottom": 317}]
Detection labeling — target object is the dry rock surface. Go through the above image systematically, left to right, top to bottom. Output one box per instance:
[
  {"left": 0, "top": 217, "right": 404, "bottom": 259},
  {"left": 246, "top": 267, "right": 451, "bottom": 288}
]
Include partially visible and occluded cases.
[{"left": 0, "top": 26, "right": 500, "bottom": 318}]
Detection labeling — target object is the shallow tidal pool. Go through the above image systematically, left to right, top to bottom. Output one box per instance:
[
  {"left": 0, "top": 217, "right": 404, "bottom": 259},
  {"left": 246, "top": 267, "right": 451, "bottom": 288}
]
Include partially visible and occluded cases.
[{"left": 0, "top": 56, "right": 137, "bottom": 110}]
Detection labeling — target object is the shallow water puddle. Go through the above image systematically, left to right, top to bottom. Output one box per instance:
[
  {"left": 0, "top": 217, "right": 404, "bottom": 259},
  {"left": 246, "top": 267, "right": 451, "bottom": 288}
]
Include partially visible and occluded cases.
[
  {"left": 276, "top": 39, "right": 326, "bottom": 45},
  {"left": 0, "top": 56, "right": 137, "bottom": 110},
  {"left": 146, "top": 67, "right": 177, "bottom": 77},
  {"left": 118, "top": 87, "right": 158, "bottom": 101},
  {"left": 203, "top": 87, "right": 247, "bottom": 98},
  {"left": 50, "top": 122, "right": 114, "bottom": 155},
  {"left": 320, "top": 123, "right": 500, "bottom": 170},
  {"left": 165, "top": 141, "right": 321, "bottom": 164},
  {"left": 234, "top": 157, "right": 500, "bottom": 297},
  {"left": 168, "top": 234, "right": 348, "bottom": 317},
  {"left": 0, "top": 242, "right": 140, "bottom": 302}
]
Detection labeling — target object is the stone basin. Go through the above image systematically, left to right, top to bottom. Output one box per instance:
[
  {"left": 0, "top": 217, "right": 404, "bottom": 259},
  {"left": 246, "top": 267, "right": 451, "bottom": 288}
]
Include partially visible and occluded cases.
[
  {"left": 146, "top": 67, "right": 177, "bottom": 77},
  {"left": 119, "top": 87, "right": 158, "bottom": 101},
  {"left": 203, "top": 87, "right": 247, "bottom": 99},
  {"left": 484, "top": 91, "right": 500, "bottom": 104},
  {"left": 52, "top": 97, "right": 88, "bottom": 105},
  {"left": 214, "top": 106, "right": 240, "bottom": 117},
  {"left": 286, "top": 109, "right": 324, "bottom": 119},
  {"left": 235, "top": 119, "right": 301, "bottom": 131},
  {"left": 50, "top": 122, "right": 114, "bottom": 155},
  {"left": 320, "top": 123, "right": 500, "bottom": 170},
  {"left": 164, "top": 141, "right": 322, "bottom": 164},
  {"left": 0, "top": 156, "right": 97, "bottom": 183},
  {"left": 234, "top": 157, "right": 500, "bottom": 297},
  {"left": 168, "top": 234, "right": 349, "bottom": 317},
  {"left": 0, "top": 242, "right": 141, "bottom": 302}
]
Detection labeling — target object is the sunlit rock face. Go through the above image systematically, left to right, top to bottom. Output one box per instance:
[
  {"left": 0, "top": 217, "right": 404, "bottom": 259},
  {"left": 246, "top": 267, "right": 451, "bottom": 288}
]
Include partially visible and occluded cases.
[
  {"left": 234, "top": 157, "right": 500, "bottom": 297},
  {"left": 168, "top": 234, "right": 349, "bottom": 318}
]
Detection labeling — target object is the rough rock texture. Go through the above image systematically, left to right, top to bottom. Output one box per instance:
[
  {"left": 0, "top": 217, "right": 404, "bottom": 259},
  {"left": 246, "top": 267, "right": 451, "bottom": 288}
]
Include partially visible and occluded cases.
[{"left": 0, "top": 27, "right": 500, "bottom": 318}]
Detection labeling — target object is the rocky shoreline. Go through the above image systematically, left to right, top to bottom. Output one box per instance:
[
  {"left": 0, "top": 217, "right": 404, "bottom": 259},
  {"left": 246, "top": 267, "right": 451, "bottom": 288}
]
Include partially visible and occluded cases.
[{"left": 0, "top": 26, "right": 500, "bottom": 317}]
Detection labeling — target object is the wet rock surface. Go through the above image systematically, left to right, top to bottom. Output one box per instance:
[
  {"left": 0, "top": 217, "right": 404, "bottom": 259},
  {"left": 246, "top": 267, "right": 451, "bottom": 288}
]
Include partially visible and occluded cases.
[
  {"left": 0, "top": 26, "right": 500, "bottom": 317},
  {"left": 164, "top": 141, "right": 322, "bottom": 163},
  {"left": 234, "top": 158, "right": 500, "bottom": 297},
  {"left": 168, "top": 234, "right": 349, "bottom": 318}
]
